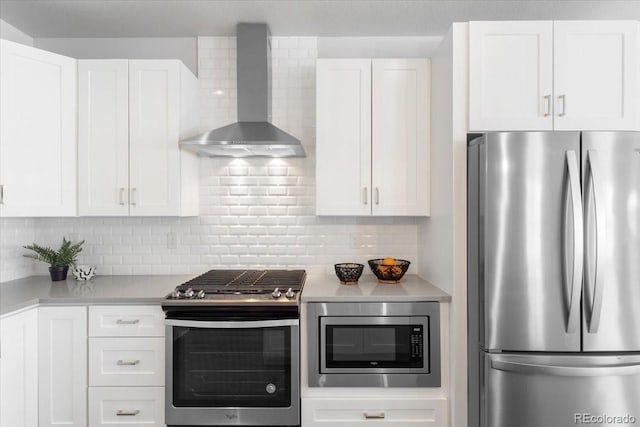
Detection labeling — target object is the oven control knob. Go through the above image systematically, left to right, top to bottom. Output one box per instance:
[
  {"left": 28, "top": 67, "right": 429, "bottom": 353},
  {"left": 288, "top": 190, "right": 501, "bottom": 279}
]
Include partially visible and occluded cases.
[
  {"left": 184, "top": 288, "right": 195, "bottom": 299},
  {"left": 271, "top": 288, "right": 282, "bottom": 299},
  {"left": 285, "top": 288, "right": 295, "bottom": 299},
  {"left": 170, "top": 289, "right": 182, "bottom": 299},
  {"left": 196, "top": 290, "right": 206, "bottom": 299},
  {"left": 266, "top": 383, "right": 276, "bottom": 394}
]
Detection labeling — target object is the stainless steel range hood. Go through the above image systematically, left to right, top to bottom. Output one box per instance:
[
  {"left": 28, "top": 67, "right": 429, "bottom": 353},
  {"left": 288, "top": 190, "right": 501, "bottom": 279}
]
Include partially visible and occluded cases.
[{"left": 181, "top": 23, "right": 305, "bottom": 158}]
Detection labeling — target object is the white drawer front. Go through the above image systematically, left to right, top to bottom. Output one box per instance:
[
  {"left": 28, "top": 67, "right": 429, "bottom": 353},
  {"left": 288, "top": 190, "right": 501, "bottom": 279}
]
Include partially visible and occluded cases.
[
  {"left": 89, "top": 305, "right": 165, "bottom": 337},
  {"left": 89, "top": 337, "right": 164, "bottom": 386},
  {"left": 89, "top": 386, "right": 164, "bottom": 427},
  {"left": 302, "top": 398, "right": 447, "bottom": 427}
]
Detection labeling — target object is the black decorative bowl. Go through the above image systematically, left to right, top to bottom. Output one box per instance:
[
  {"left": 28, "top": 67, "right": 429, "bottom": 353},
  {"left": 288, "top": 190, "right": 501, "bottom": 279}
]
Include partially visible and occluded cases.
[
  {"left": 367, "top": 259, "right": 411, "bottom": 283},
  {"left": 334, "top": 263, "right": 364, "bottom": 285}
]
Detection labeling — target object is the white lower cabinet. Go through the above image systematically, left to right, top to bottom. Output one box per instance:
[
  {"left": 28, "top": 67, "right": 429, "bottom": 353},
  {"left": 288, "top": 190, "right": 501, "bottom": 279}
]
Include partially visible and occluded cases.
[
  {"left": 88, "top": 305, "right": 166, "bottom": 427},
  {"left": 38, "top": 306, "right": 88, "bottom": 427},
  {"left": 0, "top": 308, "right": 38, "bottom": 427},
  {"left": 89, "top": 337, "right": 165, "bottom": 387},
  {"left": 88, "top": 387, "right": 165, "bottom": 427},
  {"left": 302, "top": 398, "right": 447, "bottom": 427}
]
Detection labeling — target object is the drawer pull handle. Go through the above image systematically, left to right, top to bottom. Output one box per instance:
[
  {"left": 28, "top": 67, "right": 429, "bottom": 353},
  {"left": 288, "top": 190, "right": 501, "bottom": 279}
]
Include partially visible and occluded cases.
[
  {"left": 116, "top": 319, "right": 140, "bottom": 325},
  {"left": 117, "top": 359, "right": 140, "bottom": 366},
  {"left": 116, "top": 410, "right": 140, "bottom": 416},
  {"left": 364, "top": 412, "right": 385, "bottom": 419}
]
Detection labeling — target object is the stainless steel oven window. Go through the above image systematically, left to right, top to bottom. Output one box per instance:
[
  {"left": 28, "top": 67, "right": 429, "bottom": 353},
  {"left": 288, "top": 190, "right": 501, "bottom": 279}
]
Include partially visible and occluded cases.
[
  {"left": 307, "top": 302, "right": 440, "bottom": 388},
  {"left": 165, "top": 319, "right": 300, "bottom": 426}
]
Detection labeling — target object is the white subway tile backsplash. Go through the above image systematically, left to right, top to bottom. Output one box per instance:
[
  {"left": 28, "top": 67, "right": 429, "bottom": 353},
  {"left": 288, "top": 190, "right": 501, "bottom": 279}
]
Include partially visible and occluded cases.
[{"left": 0, "top": 36, "right": 419, "bottom": 282}]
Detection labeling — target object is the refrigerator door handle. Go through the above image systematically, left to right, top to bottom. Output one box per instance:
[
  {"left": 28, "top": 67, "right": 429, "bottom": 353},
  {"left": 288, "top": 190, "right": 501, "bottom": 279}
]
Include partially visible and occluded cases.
[
  {"left": 585, "top": 150, "right": 606, "bottom": 334},
  {"left": 565, "top": 151, "right": 583, "bottom": 334},
  {"left": 491, "top": 360, "right": 640, "bottom": 377}
]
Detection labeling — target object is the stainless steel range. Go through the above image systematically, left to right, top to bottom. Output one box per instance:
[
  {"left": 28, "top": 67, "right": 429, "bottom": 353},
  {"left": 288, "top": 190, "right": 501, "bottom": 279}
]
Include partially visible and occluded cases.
[{"left": 162, "top": 269, "right": 306, "bottom": 427}]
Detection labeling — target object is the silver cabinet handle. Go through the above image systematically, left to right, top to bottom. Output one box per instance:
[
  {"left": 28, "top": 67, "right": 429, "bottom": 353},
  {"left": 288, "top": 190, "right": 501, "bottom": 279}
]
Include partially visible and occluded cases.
[
  {"left": 558, "top": 94, "right": 567, "bottom": 117},
  {"left": 543, "top": 95, "right": 551, "bottom": 117},
  {"left": 585, "top": 150, "right": 606, "bottom": 334},
  {"left": 564, "top": 151, "right": 583, "bottom": 334},
  {"left": 0, "top": 184, "right": 3, "bottom": 204},
  {"left": 119, "top": 187, "right": 126, "bottom": 205},
  {"left": 130, "top": 187, "right": 137, "bottom": 205},
  {"left": 362, "top": 187, "right": 368, "bottom": 205},
  {"left": 375, "top": 187, "right": 380, "bottom": 205},
  {"left": 116, "top": 319, "right": 140, "bottom": 325},
  {"left": 117, "top": 359, "right": 140, "bottom": 366},
  {"left": 116, "top": 410, "right": 140, "bottom": 416},
  {"left": 364, "top": 412, "right": 385, "bottom": 419}
]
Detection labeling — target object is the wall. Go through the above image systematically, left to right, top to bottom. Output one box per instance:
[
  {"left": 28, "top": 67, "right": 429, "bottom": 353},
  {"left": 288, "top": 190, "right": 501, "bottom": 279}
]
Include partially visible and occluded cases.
[
  {"left": 0, "top": 18, "right": 33, "bottom": 46},
  {"left": 417, "top": 24, "right": 469, "bottom": 427},
  {"left": 16, "top": 36, "right": 419, "bottom": 278},
  {"left": 318, "top": 36, "right": 442, "bottom": 58},
  {"left": 34, "top": 37, "right": 198, "bottom": 75}
]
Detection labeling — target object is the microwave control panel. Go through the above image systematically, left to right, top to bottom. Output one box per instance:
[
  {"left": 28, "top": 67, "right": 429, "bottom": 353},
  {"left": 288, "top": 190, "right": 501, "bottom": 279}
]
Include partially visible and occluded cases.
[{"left": 411, "top": 326, "right": 424, "bottom": 359}]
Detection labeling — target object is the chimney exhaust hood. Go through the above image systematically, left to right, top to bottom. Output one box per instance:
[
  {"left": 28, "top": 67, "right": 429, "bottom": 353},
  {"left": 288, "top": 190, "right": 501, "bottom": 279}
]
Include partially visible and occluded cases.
[{"left": 181, "top": 23, "right": 305, "bottom": 158}]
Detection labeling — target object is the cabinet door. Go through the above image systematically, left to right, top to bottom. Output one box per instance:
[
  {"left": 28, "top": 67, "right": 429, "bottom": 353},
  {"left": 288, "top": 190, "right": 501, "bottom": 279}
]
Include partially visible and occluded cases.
[
  {"left": 469, "top": 21, "right": 553, "bottom": 131},
  {"left": 554, "top": 21, "right": 638, "bottom": 130},
  {"left": 0, "top": 40, "right": 77, "bottom": 217},
  {"left": 316, "top": 59, "right": 372, "bottom": 216},
  {"left": 372, "top": 59, "right": 430, "bottom": 216},
  {"left": 78, "top": 60, "right": 130, "bottom": 215},
  {"left": 129, "top": 60, "right": 181, "bottom": 216},
  {"left": 39, "top": 306, "right": 87, "bottom": 427},
  {"left": 0, "top": 309, "right": 38, "bottom": 427}
]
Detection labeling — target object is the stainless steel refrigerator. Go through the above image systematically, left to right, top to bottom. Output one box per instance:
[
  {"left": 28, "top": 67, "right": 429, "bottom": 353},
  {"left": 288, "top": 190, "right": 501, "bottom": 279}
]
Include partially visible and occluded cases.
[{"left": 468, "top": 132, "right": 640, "bottom": 427}]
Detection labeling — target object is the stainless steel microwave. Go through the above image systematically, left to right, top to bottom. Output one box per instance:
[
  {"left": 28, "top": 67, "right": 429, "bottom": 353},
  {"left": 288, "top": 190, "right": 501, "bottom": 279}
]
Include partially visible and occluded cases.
[{"left": 307, "top": 302, "right": 440, "bottom": 387}]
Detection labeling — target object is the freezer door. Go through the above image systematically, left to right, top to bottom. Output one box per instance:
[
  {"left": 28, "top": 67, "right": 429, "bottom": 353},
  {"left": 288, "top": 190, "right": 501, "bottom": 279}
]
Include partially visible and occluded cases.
[
  {"left": 482, "top": 132, "right": 582, "bottom": 351},
  {"left": 582, "top": 132, "right": 640, "bottom": 351},
  {"left": 483, "top": 353, "right": 640, "bottom": 427}
]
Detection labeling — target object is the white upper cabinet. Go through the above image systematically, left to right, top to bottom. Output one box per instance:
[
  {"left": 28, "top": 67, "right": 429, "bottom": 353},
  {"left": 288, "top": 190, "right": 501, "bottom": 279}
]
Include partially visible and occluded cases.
[
  {"left": 469, "top": 20, "right": 639, "bottom": 131},
  {"left": 469, "top": 21, "right": 553, "bottom": 131},
  {"left": 553, "top": 21, "right": 638, "bottom": 130},
  {"left": 0, "top": 40, "right": 77, "bottom": 217},
  {"left": 316, "top": 58, "right": 430, "bottom": 216},
  {"left": 78, "top": 59, "right": 200, "bottom": 216},
  {"left": 316, "top": 59, "right": 372, "bottom": 216},
  {"left": 372, "top": 59, "right": 430, "bottom": 216},
  {"left": 78, "top": 60, "right": 129, "bottom": 216}
]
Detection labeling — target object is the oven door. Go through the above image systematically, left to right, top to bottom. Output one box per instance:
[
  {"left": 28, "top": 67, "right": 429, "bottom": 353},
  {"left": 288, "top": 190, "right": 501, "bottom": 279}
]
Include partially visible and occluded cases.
[
  {"left": 320, "top": 316, "right": 429, "bottom": 375},
  {"left": 165, "top": 318, "right": 300, "bottom": 426}
]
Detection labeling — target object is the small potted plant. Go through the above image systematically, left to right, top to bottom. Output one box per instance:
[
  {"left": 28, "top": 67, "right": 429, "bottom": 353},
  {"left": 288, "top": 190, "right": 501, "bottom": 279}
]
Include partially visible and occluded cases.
[{"left": 23, "top": 237, "right": 85, "bottom": 281}]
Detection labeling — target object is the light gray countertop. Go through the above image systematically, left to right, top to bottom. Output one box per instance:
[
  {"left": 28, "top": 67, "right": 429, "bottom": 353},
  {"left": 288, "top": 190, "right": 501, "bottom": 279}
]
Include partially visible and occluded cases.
[
  {"left": 1, "top": 272, "right": 451, "bottom": 316},
  {"left": 301, "top": 274, "right": 451, "bottom": 302},
  {"left": 0, "top": 275, "right": 193, "bottom": 315}
]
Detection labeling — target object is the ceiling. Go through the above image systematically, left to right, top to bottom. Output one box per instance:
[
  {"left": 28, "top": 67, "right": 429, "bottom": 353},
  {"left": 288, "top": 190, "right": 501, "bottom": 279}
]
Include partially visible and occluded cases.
[{"left": 1, "top": 0, "right": 640, "bottom": 38}]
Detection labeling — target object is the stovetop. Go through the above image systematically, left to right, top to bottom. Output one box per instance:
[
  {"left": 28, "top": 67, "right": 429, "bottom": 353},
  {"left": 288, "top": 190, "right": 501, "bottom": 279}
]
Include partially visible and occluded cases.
[{"left": 162, "top": 270, "right": 306, "bottom": 311}]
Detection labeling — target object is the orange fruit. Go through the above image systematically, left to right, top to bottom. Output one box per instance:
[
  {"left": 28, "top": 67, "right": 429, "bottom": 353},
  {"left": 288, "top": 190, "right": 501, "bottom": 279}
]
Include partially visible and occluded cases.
[{"left": 382, "top": 257, "right": 396, "bottom": 266}]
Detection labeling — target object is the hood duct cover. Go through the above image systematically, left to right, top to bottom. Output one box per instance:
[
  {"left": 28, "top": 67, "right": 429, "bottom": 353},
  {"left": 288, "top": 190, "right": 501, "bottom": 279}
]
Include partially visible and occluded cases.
[{"left": 181, "top": 23, "right": 305, "bottom": 157}]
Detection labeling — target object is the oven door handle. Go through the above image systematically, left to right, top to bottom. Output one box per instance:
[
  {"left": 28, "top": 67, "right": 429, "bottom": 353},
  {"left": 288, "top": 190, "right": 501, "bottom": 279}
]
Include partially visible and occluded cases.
[{"left": 165, "top": 318, "right": 299, "bottom": 328}]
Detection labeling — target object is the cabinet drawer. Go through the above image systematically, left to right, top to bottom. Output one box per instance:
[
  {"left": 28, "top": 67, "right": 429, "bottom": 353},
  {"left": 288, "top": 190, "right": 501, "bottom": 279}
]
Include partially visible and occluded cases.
[
  {"left": 89, "top": 305, "right": 164, "bottom": 337},
  {"left": 89, "top": 337, "right": 164, "bottom": 386},
  {"left": 89, "top": 387, "right": 164, "bottom": 427},
  {"left": 302, "top": 398, "right": 447, "bottom": 427}
]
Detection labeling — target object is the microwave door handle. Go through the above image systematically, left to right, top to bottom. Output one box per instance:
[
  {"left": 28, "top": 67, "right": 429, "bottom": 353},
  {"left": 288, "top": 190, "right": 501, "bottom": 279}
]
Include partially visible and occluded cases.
[
  {"left": 565, "top": 151, "right": 583, "bottom": 334},
  {"left": 166, "top": 318, "right": 299, "bottom": 328}
]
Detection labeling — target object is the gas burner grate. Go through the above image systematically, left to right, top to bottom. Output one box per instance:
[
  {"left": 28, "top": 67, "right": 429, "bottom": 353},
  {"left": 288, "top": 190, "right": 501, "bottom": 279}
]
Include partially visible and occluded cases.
[{"left": 175, "top": 269, "right": 306, "bottom": 294}]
